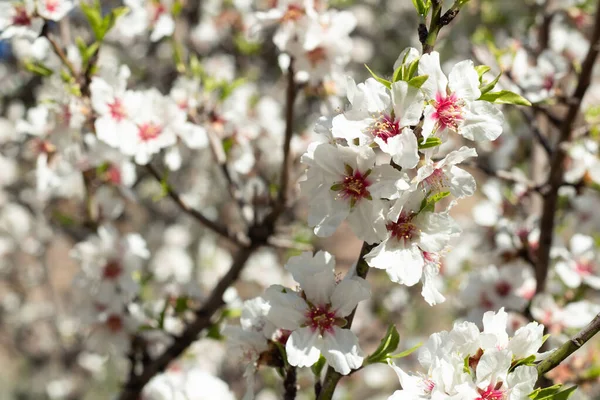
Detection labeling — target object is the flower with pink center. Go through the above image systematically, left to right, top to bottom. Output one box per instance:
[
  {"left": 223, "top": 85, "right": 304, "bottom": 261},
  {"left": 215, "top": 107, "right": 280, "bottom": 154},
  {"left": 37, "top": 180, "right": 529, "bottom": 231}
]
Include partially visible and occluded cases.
[
  {"left": 37, "top": 0, "right": 74, "bottom": 21},
  {"left": 0, "top": 1, "right": 44, "bottom": 39},
  {"left": 419, "top": 51, "right": 504, "bottom": 141},
  {"left": 331, "top": 77, "right": 423, "bottom": 168},
  {"left": 301, "top": 142, "right": 410, "bottom": 243},
  {"left": 365, "top": 191, "right": 459, "bottom": 302},
  {"left": 554, "top": 234, "right": 600, "bottom": 290},
  {"left": 263, "top": 251, "right": 370, "bottom": 375}
]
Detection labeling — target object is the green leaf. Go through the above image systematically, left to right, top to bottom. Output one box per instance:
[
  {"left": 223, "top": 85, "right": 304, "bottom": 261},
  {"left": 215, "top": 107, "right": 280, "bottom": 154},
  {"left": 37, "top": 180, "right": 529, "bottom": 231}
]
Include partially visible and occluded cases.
[
  {"left": 411, "top": 0, "right": 431, "bottom": 17},
  {"left": 80, "top": 1, "right": 104, "bottom": 41},
  {"left": 102, "top": 6, "right": 129, "bottom": 39},
  {"left": 234, "top": 33, "right": 262, "bottom": 55},
  {"left": 406, "top": 57, "right": 420, "bottom": 80},
  {"left": 24, "top": 60, "right": 54, "bottom": 77},
  {"left": 365, "top": 64, "right": 391, "bottom": 89},
  {"left": 392, "top": 65, "right": 403, "bottom": 82},
  {"left": 475, "top": 65, "right": 491, "bottom": 79},
  {"left": 480, "top": 71, "right": 502, "bottom": 95},
  {"left": 407, "top": 74, "right": 428, "bottom": 89},
  {"left": 479, "top": 90, "right": 532, "bottom": 106},
  {"left": 418, "top": 136, "right": 442, "bottom": 150},
  {"left": 420, "top": 191, "right": 451, "bottom": 213},
  {"left": 174, "top": 296, "right": 188, "bottom": 313},
  {"left": 366, "top": 324, "right": 400, "bottom": 364},
  {"left": 389, "top": 342, "right": 422, "bottom": 359},
  {"left": 509, "top": 354, "right": 536, "bottom": 372},
  {"left": 311, "top": 356, "right": 327, "bottom": 377},
  {"left": 551, "top": 386, "right": 578, "bottom": 400}
]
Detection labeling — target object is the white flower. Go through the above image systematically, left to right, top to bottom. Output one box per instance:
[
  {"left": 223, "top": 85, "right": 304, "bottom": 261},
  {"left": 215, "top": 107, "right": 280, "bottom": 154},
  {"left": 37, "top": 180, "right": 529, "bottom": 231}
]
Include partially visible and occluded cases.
[
  {"left": 37, "top": 0, "right": 75, "bottom": 21},
  {"left": 0, "top": 1, "right": 44, "bottom": 40},
  {"left": 419, "top": 51, "right": 504, "bottom": 141},
  {"left": 332, "top": 77, "right": 423, "bottom": 169},
  {"left": 564, "top": 139, "right": 600, "bottom": 186},
  {"left": 300, "top": 142, "right": 410, "bottom": 243},
  {"left": 414, "top": 146, "right": 478, "bottom": 199},
  {"left": 365, "top": 191, "right": 460, "bottom": 301},
  {"left": 71, "top": 225, "right": 149, "bottom": 304},
  {"left": 554, "top": 234, "right": 600, "bottom": 289},
  {"left": 263, "top": 251, "right": 370, "bottom": 375}
]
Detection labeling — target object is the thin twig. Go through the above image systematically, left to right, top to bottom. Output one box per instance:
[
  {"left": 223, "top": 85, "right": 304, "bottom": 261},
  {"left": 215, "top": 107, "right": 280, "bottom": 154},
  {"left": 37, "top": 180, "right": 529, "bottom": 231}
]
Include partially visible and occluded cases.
[
  {"left": 534, "top": 0, "right": 600, "bottom": 294},
  {"left": 46, "top": 33, "right": 77, "bottom": 78},
  {"left": 145, "top": 163, "right": 248, "bottom": 247},
  {"left": 117, "top": 245, "right": 258, "bottom": 400},
  {"left": 537, "top": 313, "right": 600, "bottom": 376},
  {"left": 284, "top": 365, "right": 298, "bottom": 400}
]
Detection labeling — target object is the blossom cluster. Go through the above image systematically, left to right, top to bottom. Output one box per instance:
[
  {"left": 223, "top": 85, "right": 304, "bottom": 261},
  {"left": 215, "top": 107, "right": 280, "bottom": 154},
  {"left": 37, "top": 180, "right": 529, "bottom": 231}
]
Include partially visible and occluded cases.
[
  {"left": 301, "top": 48, "right": 503, "bottom": 305},
  {"left": 389, "top": 308, "right": 545, "bottom": 400}
]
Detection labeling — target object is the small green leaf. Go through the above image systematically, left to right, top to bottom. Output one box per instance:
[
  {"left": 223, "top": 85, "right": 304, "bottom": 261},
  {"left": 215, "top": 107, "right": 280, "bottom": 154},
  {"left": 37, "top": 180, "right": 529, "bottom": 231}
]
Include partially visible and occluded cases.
[
  {"left": 411, "top": 0, "right": 431, "bottom": 17},
  {"left": 80, "top": 1, "right": 104, "bottom": 41},
  {"left": 234, "top": 33, "right": 262, "bottom": 55},
  {"left": 406, "top": 57, "right": 420, "bottom": 80},
  {"left": 24, "top": 60, "right": 54, "bottom": 76},
  {"left": 365, "top": 64, "right": 391, "bottom": 89},
  {"left": 392, "top": 65, "right": 403, "bottom": 82},
  {"left": 475, "top": 65, "right": 491, "bottom": 79},
  {"left": 480, "top": 71, "right": 502, "bottom": 95},
  {"left": 407, "top": 74, "right": 428, "bottom": 89},
  {"left": 479, "top": 90, "right": 532, "bottom": 106},
  {"left": 418, "top": 136, "right": 442, "bottom": 150},
  {"left": 330, "top": 183, "right": 344, "bottom": 191},
  {"left": 420, "top": 191, "right": 450, "bottom": 213},
  {"left": 175, "top": 296, "right": 188, "bottom": 313},
  {"left": 366, "top": 324, "right": 400, "bottom": 364},
  {"left": 389, "top": 342, "right": 422, "bottom": 359},
  {"left": 509, "top": 354, "right": 536, "bottom": 372},
  {"left": 311, "top": 356, "right": 327, "bottom": 377},
  {"left": 528, "top": 384, "right": 564, "bottom": 400},
  {"left": 551, "top": 386, "right": 578, "bottom": 400}
]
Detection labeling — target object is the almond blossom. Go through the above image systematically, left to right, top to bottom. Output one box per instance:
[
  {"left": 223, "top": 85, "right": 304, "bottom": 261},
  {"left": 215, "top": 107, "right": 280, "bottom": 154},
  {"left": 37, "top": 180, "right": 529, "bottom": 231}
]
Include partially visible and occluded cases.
[
  {"left": 0, "top": 0, "right": 43, "bottom": 39},
  {"left": 418, "top": 51, "right": 504, "bottom": 142},
  {"left": 331, "top": 77, "right": 424, "bottom": 169},
  {"left": 365, "top": 191, "right": 460, "bottom": 304},
  {"left": 553, "top": 234, "right": 600, "bottom": 289},
  {"left": 263, "top": 251, "right": 370, "bottom": 375}
]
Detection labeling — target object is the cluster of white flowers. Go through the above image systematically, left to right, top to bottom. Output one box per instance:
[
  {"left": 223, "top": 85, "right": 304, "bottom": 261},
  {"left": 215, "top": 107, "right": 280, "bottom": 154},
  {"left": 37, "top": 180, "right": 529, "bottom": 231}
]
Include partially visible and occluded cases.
[
  {"left": 254, "top": 0, "right": 356, "bottom": 84},
  {"left": 301, "top": 47, "right": 504, "bottom": 305},
  {"left": 70, "top": 225, "right": 149, "bottom": 353},
  {"left": 389, "top": 308, "right": 545, "bottom": 400}
]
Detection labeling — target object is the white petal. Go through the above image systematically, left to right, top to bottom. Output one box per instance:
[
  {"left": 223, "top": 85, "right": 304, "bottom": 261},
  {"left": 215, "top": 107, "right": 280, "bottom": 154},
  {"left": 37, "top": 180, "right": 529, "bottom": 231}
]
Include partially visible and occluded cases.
[
  {"left": 418, "top": 52, "right": 448, "bottom": 100},
  {"left": 448, "top": 60, "right": 481, "bottom": 101},
  {"left": 460, "top": 101, "right": 504, "bottom": 141},
  {"left": 285, "top": 251, "right": 336, "bottom": 305},
  {"left": 330, "top": 277, "right": 370, "bottom": 317},
  {"left": 263, "top": 285, "right": 308, "bottom": 330},
  {"left": 286, "top": 327, "right": 322, "bottom": 368},
  {"left": 321, "top": 327, "right": 364, "bottom": 375}
]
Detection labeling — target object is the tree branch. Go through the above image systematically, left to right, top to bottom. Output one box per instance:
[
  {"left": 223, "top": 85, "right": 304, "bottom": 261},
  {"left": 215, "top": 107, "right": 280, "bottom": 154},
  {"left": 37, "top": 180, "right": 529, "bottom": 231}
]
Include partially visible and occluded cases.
[
  {"left": 534, "top": 0, "right": 600, "bottom": 294},
  {"left": 145, "top": 163, "right": 249, "bottom": 247},
  {"left": 116, "top": 244, "right": 258, "bottom": 400},
  {"left": 537, "top": 313, "right": 600, "bottom": 376}
]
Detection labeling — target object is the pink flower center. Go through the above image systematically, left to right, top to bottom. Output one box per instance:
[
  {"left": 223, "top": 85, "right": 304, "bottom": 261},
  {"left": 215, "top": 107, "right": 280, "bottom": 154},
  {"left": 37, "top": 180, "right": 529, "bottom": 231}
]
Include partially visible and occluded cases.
[
  {"left": 44, "top": 0, "right": 60, "bottom": 13},
  {"left": 152, "top": 3, "right": 167, "bottom": 24},
  {"left": 281, "top": 4, "right": 305, "bottom": 22},
  {"left": 12, "top": 6, "right": 32, "bottom": 26},
  {"left": 306, "top": 47, "right": 327, "bottom": 67},
  {"left": 542, "top": 74, "right": 555, "bottom": 91},
  {"left": 433, "top": 93, "right": 464, "bottom": 131},
  {"left": 108, "top": 98, "right": 127, "bottom": 122},
  {"left": 370, "top": 114, "right": 400, "bottom": 143},
  {"left": 138, "top": 122, "right": 163, "bottom": 141},
  {"left": 105, "top": 164, "right": 122, "bottom": 185},
  {"left": 332, "top": 166, "right": 372, "bottom": 207},
  {"left": 423, "top": 167, "right": 448, "bottom": 191},
  {"left": 387, "top": 212, "right": 418, "bottom": 242},
  {"left": 102, "top": 260, "right": 123, "bottom": 280},
  {"left": 575, "top": 260, "right": 594, "bottom": 276},
  {"left": 495, "top": 281, "right": 512, "bottom": 297},
  {"left": 306, "top": 305, "right": 337, "bottom": 335},
  {"left": 105, "top": 315, "right": 124, "bottom": 333},
  {"left": 422, "top": 378, "right": 435, "bottom": 393},
  {"left": 477, "top": 383, "right": 506, "bottom": 400}
]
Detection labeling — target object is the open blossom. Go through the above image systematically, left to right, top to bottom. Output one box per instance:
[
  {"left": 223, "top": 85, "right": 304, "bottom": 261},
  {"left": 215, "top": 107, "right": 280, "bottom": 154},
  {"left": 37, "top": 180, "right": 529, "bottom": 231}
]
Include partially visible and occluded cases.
[
  {"left": 37, "top": 0, "right": 75, "bottom": 21},
  {"left": 113, "top": 0, "right": 175, "bottom": 42},
  {"left": 0, "top": 1, "right": 44, "bottom": 39},
  {"left": 419, "top": 51, "right": 504, "bottom": 141},
  {"left": 332, "top": 77, "right": 424, "bottom": 169},
  {"left": 564, "top": 138, "right": 600, "bottom": 186},
  {"left": 301, "top": 142, "right": 410, "bottom": 243},
  {"left": 414, "top": 146, "right": 478, "bottom": 199},
  {"left": 365, "top": 192, "right": 460, "bottom": 304},
  {"left": 553, "top": 234, "right": 600, "bottom": 289},
  {"left": 263, "top": 251, "right": 370, "bottom": 375},
  {"left": 388, "top": 308, "right": 544, "bottom": 400}
]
